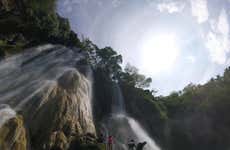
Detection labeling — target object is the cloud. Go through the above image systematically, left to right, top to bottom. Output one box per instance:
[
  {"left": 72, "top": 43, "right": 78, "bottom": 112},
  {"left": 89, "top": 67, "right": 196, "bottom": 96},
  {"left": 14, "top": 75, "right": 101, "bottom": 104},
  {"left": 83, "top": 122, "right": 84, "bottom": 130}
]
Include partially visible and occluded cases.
[
  {"left": 61, "top": 0, "right": 103, "bottom": 13},
  {"left": 62, "top": 0, "right": 82, "bottom": 13},
  {"left": 63, "top": 0, "right": 84, "bottom": 6},
  {"left": 112, "top": 0, "right": 122, "bottom": 7},
  {"left": 190, "top": 0, "right": 209, "bottom": 23},
  {"left": 157, "top": 1, "right": 185, "bottom": 13},
  {"left": 66, "top": 5, "right": 73, "bottom": 13},
  {"left": 205, "top": 9, "right": 230, "bottom": 65},
  {"left": 186, "top": 56, "right": 196, "bottom": 63},
  {"left": 227, "top": 58, "right": 230, "bottom": 66}
]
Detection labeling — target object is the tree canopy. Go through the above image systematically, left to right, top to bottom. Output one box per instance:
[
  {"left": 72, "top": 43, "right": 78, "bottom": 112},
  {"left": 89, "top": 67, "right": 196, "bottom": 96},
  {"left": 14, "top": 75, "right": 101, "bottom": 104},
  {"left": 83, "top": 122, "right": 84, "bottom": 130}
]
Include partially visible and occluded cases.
[{"left": 119, "top": 63, "right": 152, "bottom": 88}]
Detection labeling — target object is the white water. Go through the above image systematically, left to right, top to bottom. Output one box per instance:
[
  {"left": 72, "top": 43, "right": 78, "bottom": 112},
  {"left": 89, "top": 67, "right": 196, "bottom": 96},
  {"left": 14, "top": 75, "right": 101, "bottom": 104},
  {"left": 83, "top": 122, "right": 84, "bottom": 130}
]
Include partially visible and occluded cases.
[
  {"left": 0, "top": 44, "right": 94, "bottom": 132},
  {"left": 0, "top": 44, "right": 160, "bottom": 150},
  {"left": 104, "top": 83, "right": 161, "bottom": 150},
  {"left": 0, "top": 104, "right": 16, "bottom": 128},
  {"left": 128, "top": 117, "right": 160, "bottom": 150}
]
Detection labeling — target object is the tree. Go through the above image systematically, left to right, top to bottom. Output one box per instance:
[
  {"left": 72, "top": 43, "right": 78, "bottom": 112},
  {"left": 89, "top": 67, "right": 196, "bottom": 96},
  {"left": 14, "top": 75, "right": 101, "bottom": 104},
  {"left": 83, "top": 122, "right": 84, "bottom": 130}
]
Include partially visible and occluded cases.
[
  {"left": 26, "top": 0, "right": 57, "bottom": 13},
  {"left": 96, "top": 47, "right": 122, "bottom": 77},
  {"left": 120, "top": 63, "right": 152, "bottom": 88}
]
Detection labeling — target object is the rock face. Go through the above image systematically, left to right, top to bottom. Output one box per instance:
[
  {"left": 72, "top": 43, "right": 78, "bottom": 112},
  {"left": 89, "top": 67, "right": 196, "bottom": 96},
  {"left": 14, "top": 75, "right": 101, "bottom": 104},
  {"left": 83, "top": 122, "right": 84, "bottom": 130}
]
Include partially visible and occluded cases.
[
  {"left": 0, "top": 45, "right": 97, "bottom": 150},
  {"left": 27, "top": 70, "right": 96, "bottom": 150},
  {"left": 0, "top": 115, "right": 27, "bottom": 150},
  {"left": 48, "top": 131, "right": 68, "bottom": 150}
]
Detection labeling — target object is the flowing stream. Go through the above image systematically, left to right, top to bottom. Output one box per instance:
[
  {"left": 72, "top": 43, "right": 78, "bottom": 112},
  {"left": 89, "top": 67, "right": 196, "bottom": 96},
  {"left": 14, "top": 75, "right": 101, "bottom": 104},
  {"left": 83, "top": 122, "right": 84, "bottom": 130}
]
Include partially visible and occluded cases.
[{"left": 103, "top": 83, "right": 161, "bottom": 150}]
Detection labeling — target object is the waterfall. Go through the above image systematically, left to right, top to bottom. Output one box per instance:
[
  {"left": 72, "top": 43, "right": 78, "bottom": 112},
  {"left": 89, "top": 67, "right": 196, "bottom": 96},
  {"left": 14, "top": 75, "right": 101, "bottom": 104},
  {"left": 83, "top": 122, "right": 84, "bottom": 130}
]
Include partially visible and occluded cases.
[
  {"left": 0, "top": 44, "right": 95, "bottom": 134},
  {"left": 0, "top": 44, "right": 160, "bottom": 150},
  {"left": 103, "top": 83, "right": 160, "bottom": 150},
  {"left": 111, "top": 83, "right": 125, "bottom": 114},
  {"left": 0, "top": 104, "right": 16, "bottom": 127},
  {"left": 127, "top": 117, "right": 160, "bottom": 150}
]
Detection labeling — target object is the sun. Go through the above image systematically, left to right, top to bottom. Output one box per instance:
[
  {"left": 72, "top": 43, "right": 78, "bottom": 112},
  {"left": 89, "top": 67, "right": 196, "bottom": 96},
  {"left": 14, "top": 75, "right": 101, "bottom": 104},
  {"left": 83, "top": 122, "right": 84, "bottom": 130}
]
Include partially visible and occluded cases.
[{"left": 140, "top": 33, "right": 180, "bottom": 75}]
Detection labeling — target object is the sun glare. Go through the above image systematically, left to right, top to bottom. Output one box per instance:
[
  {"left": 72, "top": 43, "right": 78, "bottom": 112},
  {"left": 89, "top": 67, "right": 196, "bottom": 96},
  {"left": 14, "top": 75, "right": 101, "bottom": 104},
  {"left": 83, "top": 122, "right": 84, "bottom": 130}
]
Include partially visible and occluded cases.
[{"left": 140, "top": 33, "right": 180, "bottom": 75}]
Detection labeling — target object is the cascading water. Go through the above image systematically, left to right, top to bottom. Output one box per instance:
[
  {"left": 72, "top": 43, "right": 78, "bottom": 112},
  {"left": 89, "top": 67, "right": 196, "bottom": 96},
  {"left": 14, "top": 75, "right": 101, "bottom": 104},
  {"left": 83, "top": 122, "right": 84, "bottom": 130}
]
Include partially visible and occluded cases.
[
  {"left": 0, "top": 44, "right": 95, "bottom": 134},
  {"left": 0, "top": 44, "right": 160, "bottom": 150},
  {"left": 103, "top": 83, "right": 160, "bottom": 150},
  {"left": 0, "top": 104, "right": 16, "bottom": 127}
]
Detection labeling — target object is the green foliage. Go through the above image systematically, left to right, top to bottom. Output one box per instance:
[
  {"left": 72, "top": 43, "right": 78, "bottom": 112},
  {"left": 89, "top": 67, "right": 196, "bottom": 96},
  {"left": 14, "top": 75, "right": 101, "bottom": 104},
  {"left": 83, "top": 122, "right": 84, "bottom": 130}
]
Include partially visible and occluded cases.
[
  {"left": 0, "top": 0, "right": 81, "bottom": 56},
  {"left": 26, "top": 0, "right": 56, "bottom": 13},
  {"left": 3, "top": 1, "right": 230, "bottom": 150},
  {"left": 25, "top": 8, "right": 81, "bottom": 47},
  {"left": 31, "top": 12, "right": 59, "bottom": 38},
  {"left": 58, "top": 17, "right": 71, "bottom": 39},
  {"left": 0, "top": 36, "right": 26, "bottom": 57},
  {"left": 80, "top": 38, "right": 99, "bottom": 65},
  {"left": 81, "top": 38, "right": 97, "bottom": 52},
  {"left": 81, "top": 39, "right": 123, "bottom": 78},
  {"left": 96, "top": 47, "right": 122, "bottom": 74},
  {"left": 120, "top": 63, "right": 152, "bottom": 88},
  {"left": 119, "top": 66, "right": 230, "bottom": 150},
  {"left": 157, "top": 67, "right": 230, "bottom": 150},
  {"left": 164, "top": 67, "right": 230, "bottom": 113}
]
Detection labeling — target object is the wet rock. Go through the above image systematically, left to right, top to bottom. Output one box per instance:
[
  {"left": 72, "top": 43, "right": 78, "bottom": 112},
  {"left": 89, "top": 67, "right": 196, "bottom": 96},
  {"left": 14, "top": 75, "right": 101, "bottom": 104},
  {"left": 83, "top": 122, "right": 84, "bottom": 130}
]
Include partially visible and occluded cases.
[
  {"left": 0, "top": 45, "right": 98, "bottom": 150},
  {"left": 26, "top": 70, "right": 96, "bottom": 150},
  {"left": 0, "top": 115, "right": 27, "bottom": 150},
  {"left": 48, "top": 131, "right": 68, "bottom": 150}
]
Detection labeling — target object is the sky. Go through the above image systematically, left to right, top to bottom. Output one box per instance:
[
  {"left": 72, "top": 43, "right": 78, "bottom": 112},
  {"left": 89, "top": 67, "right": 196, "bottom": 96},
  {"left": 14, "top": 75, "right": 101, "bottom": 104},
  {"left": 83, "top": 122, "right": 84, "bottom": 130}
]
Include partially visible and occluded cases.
[{"left": 57, "top": 0, "right": 230, "bottom": 95}]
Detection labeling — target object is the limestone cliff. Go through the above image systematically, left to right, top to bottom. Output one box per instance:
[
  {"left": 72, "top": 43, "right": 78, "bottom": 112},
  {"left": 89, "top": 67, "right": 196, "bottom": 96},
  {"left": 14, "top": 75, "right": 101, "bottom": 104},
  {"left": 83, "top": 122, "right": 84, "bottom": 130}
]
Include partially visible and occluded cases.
[
  {"left": 0, "top": 45, "right": 98, "bottom": 150},
  {"left": 25, "top": 70, "right": 96, "bottom": 150},
  {"left": 0, "top": 115, "right": 27, "bottom": 150}
]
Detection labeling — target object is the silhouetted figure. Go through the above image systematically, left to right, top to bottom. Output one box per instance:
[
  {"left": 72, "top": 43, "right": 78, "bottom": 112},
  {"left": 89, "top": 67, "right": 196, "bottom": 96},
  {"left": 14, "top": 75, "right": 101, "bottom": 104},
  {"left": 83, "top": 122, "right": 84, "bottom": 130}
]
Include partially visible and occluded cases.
[
  {"left": 97, "top": 133, "right": 105, "bottom": 143},
  {"left": 107, "top": 135, "right": 113, "bottom": 150},
  {"left": 128, "top": 139, "right": 136, "bottom": 150},
  {"left": 136, "top": 141, "right": 147, "bottom": 150}
]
